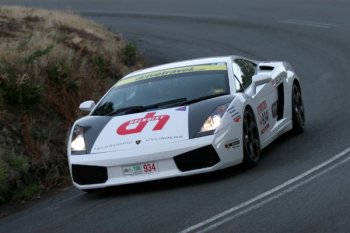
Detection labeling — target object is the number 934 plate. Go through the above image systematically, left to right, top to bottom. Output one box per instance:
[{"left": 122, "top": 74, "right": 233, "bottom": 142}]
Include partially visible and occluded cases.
[{"left": 122, "top": 162, "right": 158, "bottom": 176}]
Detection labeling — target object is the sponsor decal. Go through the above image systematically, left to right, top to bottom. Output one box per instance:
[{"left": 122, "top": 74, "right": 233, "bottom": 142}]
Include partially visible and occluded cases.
[
  {"left": 115, "top": 64, "right": 227, "bottom": 87},
  {"left": 271, "top": 72, "right": 287, "bottom": 87},
  {"left": 212, "top": 88, "right": 225, "bottom": 94},
  {"left": 257, "top": 100, "right": 270, "bottom": 134},
  {"left": 176, "top": 106, "right": 187, "bottom": 111},
  {"left": 227, "top": 107, "right": 241, "bottom": 123},
  {"left": 227, "top": 107, "right": 234, "bottom": 111},
  {"left": 228, "top": 109, "right": 237, "bottom": 115},
  {"left": 117, "top": 112, "right": 170, "bottom": 135},
  {"left": 233, "top": 115, "right": 241, "bottom": 123},
  {"left": 145, "top": 135, "right": 184, "bottom": 142},
  {"left": 225, "top": 138, "right": 240, "bottom": 149},
  {"left": 135, "top": 140, "right": 141, "bottom": 145},
  {"left": 93, "top": 141, "right": 134, "bottom": 152}
]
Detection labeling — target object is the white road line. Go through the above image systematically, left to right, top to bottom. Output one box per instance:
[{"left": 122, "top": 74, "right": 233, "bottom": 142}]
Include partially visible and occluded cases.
[
  {"left": 279, "top": 19, "right": 339, "bottom": 29},
  {"left": 179, "top": 147, "right": 350, "bottom": 233}
]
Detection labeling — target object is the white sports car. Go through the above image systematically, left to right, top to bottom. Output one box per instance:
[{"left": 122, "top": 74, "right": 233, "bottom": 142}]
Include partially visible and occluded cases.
[{"left": 67, "top": 56, "right": 305, "bottom": 191}]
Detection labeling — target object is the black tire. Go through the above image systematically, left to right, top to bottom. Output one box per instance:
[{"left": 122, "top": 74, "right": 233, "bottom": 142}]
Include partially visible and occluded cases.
[
  {"left": 291, "top": 83, "right": 305, "bottom": 134},
  {"left": 242, "top": 108, "right": 261, "bottom": 167}
]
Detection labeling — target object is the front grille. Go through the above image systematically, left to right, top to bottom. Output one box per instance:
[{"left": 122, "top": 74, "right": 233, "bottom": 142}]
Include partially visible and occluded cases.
[
  {"left": 174, "top": 145, "right": 220, "bottom": 172},
  {"left": 72, "top": 164, "right": 108, "bottom": 185}
]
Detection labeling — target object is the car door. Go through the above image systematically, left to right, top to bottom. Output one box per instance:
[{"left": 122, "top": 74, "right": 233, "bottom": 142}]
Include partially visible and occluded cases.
[{"left": 232, "top": 58, "right": 278, "bottom": 143}]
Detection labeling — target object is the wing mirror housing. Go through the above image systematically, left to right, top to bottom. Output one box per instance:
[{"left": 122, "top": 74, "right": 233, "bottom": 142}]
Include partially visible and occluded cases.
[
  {"left": 251, "top": 74, "right": 272, "bottom": 96},
  {"left": 79, "top": 100, "right": 96, "bottom": 112}
]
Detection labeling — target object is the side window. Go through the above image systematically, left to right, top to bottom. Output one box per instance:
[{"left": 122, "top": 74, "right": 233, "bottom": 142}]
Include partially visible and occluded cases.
[{"left": 232, "top": 59, "right": 257, "bottom": 91}]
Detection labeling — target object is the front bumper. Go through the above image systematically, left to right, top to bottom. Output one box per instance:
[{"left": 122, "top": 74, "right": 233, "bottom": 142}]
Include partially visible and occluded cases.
[{"left": 69, "top": 135, "right": 224, "bottom": 190}]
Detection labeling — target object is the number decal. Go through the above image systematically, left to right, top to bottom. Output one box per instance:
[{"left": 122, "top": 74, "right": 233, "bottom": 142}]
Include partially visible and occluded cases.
[
  {"left": 257, "top": 100, "right": 270, "bottom": 134},
  {"left": 117, "top": 112, "right": 170, "bottom": 135},
  {"left": 143, "top": 163, "right": 157, "bottom": 173}
]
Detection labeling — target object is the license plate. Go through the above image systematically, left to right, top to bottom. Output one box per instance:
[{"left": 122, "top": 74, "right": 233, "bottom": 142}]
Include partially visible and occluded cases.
[{"left": 122, "top": 162, "right": 158, "bottom": 176}]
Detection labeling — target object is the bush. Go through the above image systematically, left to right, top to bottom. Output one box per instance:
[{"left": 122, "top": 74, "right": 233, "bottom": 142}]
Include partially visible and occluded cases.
[
  {"left": 121, "top": 43, "right": 138, "bottom": 66},
  {"left": 25, "top": 45, "right": 53, "bottom": 64},
  {"left": 94, "top": 56, "right": 108, "bottom": 78},
  {"left": 3, "top": 79, "right": 42, "bottom": 107},
  {"left": 7, "top": 155, "right": 28, "bottom": 173},
  {"left": 0, "top": 160, "right": 7, "bottom": 203},
  {"left": 0, "top": 160, "right": 7, "bottom": 189},
  {"left": 14, "top": 183, "right": 42, "bottom": 201}
]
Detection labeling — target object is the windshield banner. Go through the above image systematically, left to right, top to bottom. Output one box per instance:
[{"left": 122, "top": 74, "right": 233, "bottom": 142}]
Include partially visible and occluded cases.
[{"left": 115, "top": 63, "right": 227, "bottom": 87}]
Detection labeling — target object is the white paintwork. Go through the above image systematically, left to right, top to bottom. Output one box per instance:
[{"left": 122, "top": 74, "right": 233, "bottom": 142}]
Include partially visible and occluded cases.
[
  {"left": 67, "top": 56, "right": 301, "bottom": 190},
  {"left": 251, "top": 74, "right": 272, "bottom": 95}
]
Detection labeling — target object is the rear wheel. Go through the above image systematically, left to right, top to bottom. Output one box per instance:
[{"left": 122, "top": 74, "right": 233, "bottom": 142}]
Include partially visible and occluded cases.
[
  {"left": 292, "top": 83, "right": 305, "bottom": 133},
  {"left": 242, "top": 108, "right": 261, "bottom": 167}
]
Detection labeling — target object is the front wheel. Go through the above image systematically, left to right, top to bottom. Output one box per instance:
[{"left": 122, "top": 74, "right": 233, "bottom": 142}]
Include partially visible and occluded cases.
[
  {"left": 292, "top": 83, "right": 305, "bottom": 134},
  {"left": 242, "top": 109, "right": 261, "bottom": 167}
]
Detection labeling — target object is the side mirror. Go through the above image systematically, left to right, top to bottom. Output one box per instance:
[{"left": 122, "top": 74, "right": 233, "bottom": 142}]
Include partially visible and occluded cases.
[
  {"left": 251, "top": 74, "right": 272, "bottom": 96},
  {"left": 79, "top": 100, "right": 96, "bottom": 112}
]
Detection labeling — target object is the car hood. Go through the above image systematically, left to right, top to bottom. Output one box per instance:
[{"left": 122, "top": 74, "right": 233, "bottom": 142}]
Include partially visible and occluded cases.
[
  {"left": 71, "top": 95, "right": 235, "bottom": 154},
  {"left": 90, "top": 106, "right": 189, "bottom": 153}
]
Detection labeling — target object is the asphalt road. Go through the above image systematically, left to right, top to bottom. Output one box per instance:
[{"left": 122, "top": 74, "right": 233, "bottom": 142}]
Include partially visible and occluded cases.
[{"left": 1, "top": 0, "right": 350, "bottom": 232}]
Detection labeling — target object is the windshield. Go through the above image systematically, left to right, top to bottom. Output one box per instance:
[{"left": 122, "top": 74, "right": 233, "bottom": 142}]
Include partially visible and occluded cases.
[{"left": 92, "top": 63, "right": 229, "bottom": 116}]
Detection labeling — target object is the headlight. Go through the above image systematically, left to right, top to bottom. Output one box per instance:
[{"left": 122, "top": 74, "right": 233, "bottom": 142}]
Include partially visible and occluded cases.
[
  {"left": 200, "top": 103, "right": 230, "bottom": 132},
  {"left": 71, "top": 126, "right": 86, "bottom": 154}
]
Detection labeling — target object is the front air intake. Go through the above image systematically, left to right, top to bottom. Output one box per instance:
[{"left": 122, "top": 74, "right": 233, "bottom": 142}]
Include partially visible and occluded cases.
[
  {"left": 174, "top": 145, "right": 220, "bottom": 172},
  {"left": 72, "top": 164, "right": 108, "bottom": 185}
]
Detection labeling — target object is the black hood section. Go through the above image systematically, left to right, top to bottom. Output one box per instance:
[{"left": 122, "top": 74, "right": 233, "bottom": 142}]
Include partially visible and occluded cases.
[
  {"left": 188, "top": 95, "right": 235, "bottom": 138},
  {"left": 74, "top": 116, "right": 112, "bottom": 153}
]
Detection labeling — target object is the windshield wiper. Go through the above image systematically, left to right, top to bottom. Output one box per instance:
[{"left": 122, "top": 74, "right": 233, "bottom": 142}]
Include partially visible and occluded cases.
[
  {"left": 180, "top": 93, "right": 229, "bottom": 106},
  {"left": 106, "top": 95, "right": 228, "bottom": 116},
  {"left": 106, "top": 98, "right": 188, "bottom": 116},
  {"left": 145, "top": 98, "right": 187, "bottom": 109},
  {"left": 106, "top": 105, "right": 145, "bottom": 116}
]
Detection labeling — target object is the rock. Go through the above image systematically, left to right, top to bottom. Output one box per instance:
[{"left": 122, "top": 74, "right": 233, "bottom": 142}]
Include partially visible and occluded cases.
[{"left": 71, "top": 35, "right": 83, "bottom": 45}]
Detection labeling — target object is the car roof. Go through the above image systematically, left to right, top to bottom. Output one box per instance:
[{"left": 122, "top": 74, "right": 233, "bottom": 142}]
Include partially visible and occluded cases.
[{"left": 123, "top": 55, "right": 238, "bottom": 80}]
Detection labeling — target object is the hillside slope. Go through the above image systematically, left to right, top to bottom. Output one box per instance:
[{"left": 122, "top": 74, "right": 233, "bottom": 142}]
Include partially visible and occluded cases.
[{"left": 0, "top": 6, "right": 144, "bottom": 205}]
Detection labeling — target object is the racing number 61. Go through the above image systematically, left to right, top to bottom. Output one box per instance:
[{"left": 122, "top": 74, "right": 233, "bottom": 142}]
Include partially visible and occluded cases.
[{"left": 143, "top": 163, "right": 156, "bottom": 173}]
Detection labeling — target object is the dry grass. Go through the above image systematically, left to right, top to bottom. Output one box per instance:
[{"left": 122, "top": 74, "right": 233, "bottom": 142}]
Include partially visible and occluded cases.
[{"left": 0, "top": 6, "right": 144, "bottom": 204}]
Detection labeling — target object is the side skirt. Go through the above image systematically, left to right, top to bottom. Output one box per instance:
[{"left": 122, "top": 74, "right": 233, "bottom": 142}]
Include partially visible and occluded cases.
[{"left": 260, "top": 119, "right": 293, "bottom": 149}]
